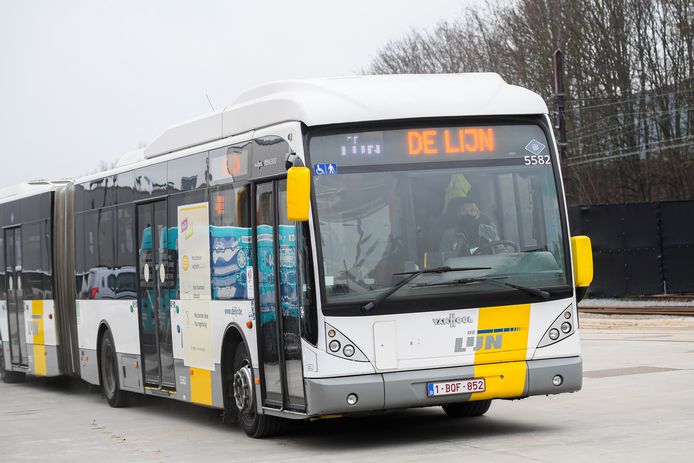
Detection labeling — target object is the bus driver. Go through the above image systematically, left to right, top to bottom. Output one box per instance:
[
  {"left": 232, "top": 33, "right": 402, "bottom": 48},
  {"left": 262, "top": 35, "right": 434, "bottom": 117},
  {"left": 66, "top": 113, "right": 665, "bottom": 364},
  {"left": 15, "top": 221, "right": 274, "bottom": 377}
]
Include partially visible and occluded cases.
[{"left": 440, "top": 196, "right": 500, "bottom": 256}]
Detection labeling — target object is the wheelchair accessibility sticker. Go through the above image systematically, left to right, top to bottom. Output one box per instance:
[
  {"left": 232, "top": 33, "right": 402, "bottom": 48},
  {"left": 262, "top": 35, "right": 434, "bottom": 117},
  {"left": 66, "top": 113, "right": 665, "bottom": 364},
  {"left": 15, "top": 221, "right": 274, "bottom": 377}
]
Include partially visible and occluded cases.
[{"left": 314, "top": 163, "right": 338, "bottom": 175}]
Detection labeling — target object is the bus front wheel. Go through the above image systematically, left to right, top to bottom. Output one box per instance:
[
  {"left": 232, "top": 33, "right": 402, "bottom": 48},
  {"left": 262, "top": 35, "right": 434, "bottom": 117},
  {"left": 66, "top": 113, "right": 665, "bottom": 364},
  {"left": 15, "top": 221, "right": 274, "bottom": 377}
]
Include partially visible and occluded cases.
[
  {"left": 99, "top": 331, "right": 129, "bottom": 408},
  {"left": 232, "top": 344, "right": 286, "bottom": 438},
  {"left": 442, "top": 400, "right": 492, "bottom": 418}
]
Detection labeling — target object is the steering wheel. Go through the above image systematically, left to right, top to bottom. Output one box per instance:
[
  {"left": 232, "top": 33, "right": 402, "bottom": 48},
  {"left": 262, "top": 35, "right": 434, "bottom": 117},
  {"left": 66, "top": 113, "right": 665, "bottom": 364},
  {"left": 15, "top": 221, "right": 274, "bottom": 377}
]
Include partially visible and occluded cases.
[{"left": 472, "top": 240, "right": 519, "bottom": 256}]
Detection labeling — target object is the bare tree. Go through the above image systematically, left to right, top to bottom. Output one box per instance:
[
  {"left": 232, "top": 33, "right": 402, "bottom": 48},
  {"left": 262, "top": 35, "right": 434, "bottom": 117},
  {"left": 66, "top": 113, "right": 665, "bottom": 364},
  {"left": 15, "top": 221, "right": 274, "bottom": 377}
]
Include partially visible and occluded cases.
[{"left": 366, "top": 0, "right": 694, "bottom": 205}]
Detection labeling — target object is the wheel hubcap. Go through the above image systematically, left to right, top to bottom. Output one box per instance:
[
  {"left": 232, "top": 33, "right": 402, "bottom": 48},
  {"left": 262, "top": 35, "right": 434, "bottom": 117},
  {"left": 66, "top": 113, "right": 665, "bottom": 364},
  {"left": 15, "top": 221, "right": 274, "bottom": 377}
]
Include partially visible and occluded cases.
[{"left": 233, "top": 364, "right": 253, "bottom": 414}]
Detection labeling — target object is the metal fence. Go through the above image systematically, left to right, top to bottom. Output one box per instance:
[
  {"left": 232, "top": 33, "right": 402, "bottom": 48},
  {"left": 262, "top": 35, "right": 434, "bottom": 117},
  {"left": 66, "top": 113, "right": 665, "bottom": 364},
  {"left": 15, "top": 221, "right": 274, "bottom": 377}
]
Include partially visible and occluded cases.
[{"left": 568, "top": 201, "right": 694, "bottom": 297}]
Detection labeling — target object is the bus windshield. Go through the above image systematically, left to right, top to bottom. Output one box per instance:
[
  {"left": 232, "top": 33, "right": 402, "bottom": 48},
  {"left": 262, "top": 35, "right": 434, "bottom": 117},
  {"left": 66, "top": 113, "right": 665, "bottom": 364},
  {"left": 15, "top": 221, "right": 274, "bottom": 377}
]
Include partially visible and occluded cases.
[{"left": 308, "top": 122, "right": 569, "bottom": 308}]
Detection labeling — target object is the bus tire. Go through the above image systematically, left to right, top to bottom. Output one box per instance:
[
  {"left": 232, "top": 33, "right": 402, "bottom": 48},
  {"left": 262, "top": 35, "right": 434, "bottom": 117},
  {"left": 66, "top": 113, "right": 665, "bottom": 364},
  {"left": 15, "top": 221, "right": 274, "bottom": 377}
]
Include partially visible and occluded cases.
[
  {"left": 99, "top": 331, "right": 129, "bottom": 408},
  {"left": 232, "top": 344, "right": 286, "bottom": 438},
  {"left": 0, "top": 348, "right": 25, "bottom": 384},
  {"left": 442, "top": 399, "right": 492, "bottom": 418}
]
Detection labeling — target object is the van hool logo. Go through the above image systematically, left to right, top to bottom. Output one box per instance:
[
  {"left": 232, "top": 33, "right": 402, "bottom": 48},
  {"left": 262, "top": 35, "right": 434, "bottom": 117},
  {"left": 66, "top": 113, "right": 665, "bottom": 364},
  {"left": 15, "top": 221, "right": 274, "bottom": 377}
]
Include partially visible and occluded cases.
[{"left": 432, "top": 313, "right": 474, "bottom": 328}]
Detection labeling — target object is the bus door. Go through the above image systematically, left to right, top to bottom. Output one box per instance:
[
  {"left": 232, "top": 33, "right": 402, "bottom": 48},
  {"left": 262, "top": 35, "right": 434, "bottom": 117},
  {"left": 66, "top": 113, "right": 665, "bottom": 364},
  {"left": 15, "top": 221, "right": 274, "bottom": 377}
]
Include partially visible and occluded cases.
[
  {"left": 255, "top": 180, "right": 306, "bottom": 411},
  {"left": 136, "top": 200, "right": 176, "bottom": 389},
  {"left": 4, "top": 227, "right": 28, "bottom": 367}
]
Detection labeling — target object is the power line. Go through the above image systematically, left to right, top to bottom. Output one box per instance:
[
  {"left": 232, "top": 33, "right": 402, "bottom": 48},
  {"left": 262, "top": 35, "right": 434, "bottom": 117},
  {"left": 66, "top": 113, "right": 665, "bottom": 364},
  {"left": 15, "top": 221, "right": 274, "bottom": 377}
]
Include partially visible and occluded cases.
[
  {"left": 566, "top": 82, "right": 694, "bottom": 103},
  {"left": 566, "top": 87, "right": 694, "bottom": 112},
  {"left": 564, "top": 101, "right": 686, "bottom": 136},
  {"left": 569, "top": 104, "right": 694, "bottom": 134},
  {"left": 568, "top": 106, "right": 694, "bottom": 142},
  {"left": 569, "top": 134, "right": 694, "bottom": 161},
  {"left": 567, "top": 138, "right": 694, "bottom": 167},
  {"left": 568, "top": 140, "right": 694, "bottom": 167}
]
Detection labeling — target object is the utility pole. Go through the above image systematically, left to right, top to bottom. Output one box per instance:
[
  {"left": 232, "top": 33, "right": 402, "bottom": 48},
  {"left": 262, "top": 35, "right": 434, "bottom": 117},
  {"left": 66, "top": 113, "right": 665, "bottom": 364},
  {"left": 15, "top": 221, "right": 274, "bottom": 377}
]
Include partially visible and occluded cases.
[{"left": 553, "top": 49, "right": 568, "bottom": 164}]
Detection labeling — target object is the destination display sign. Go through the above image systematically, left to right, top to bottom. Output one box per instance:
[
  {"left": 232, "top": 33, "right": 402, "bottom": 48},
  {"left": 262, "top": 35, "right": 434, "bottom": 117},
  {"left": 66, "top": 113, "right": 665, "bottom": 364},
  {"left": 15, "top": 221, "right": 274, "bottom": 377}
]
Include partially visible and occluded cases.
[
  {"left": 309, "top": 124, "right": 551, "bottom": 168},
  {"left": 407, "top": 128, "right": 495, "bottom": 155}
]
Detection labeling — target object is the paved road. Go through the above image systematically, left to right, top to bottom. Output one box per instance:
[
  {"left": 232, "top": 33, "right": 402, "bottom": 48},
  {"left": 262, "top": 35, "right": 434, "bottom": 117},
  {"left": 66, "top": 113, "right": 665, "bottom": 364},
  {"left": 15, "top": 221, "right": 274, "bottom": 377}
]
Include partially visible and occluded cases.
[{"left": 1, "top": 316, "right": 693, "bottom": 462}]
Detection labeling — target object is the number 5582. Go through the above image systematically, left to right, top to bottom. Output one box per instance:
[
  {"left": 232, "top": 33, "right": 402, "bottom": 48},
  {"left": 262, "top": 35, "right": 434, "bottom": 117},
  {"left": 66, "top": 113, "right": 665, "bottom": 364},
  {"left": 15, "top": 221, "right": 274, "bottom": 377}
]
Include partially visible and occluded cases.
[{"left": 524, "top": 155, "right": 551, "bottom": 165}]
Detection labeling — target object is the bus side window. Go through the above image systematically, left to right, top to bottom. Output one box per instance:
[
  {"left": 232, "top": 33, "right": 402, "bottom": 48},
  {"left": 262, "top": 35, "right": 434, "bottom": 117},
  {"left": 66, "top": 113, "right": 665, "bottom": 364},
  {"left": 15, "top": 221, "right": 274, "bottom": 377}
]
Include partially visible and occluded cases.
[{"left": 298, "top": 222, "right": 317, "bottom": 346}]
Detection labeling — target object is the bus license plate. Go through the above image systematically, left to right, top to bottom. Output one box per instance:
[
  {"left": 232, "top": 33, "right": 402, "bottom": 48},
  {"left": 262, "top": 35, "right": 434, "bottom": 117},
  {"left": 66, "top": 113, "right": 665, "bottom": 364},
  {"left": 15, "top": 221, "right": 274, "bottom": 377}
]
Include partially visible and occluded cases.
[{"left": 427, "top": 378, "right": 485, "bottom": 397}]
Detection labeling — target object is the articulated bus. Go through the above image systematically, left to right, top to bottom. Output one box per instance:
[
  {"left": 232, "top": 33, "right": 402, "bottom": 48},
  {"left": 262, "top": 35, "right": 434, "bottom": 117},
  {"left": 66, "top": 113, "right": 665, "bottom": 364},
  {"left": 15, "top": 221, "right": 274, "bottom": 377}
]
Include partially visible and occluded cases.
[{"left": 0, "top": 74, "right": 593, "bottom": 438}]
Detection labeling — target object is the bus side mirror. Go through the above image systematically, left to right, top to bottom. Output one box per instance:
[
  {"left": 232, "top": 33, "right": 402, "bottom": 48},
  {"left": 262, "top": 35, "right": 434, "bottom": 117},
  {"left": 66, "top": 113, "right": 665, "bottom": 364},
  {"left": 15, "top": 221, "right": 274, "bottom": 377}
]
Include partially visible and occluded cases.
[
  {"left": 287, "top": 166, "right": 311, "bottom": 221},
  {"left": 571, "top": 235, "right": 593, "bottom": 302}
]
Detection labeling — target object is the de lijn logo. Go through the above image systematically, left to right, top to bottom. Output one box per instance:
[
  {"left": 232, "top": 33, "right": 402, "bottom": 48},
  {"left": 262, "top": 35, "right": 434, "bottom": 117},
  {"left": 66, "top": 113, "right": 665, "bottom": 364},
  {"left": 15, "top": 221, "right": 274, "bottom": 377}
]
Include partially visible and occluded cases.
[{"left": 454, "top": 327, "right": 522, "bottom": 353}]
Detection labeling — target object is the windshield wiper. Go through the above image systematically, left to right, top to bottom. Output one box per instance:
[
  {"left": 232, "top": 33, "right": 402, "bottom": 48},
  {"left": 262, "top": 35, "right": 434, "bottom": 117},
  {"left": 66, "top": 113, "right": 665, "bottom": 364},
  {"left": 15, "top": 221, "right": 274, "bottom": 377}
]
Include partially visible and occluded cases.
[
  {"left": 361, "top": 266, "right": 491, "bottom": 313},
  {"left": 417, "top": 276, "right": 551, "bottom": 300}
]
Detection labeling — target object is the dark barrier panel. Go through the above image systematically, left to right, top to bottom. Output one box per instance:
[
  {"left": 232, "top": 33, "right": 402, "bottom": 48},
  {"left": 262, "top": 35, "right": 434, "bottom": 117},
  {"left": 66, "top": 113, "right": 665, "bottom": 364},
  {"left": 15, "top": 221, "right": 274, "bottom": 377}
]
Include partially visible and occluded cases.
[
  {"left": 570, "top": 200, "right": 694, "bottom": 297},
  {"left": 660, "top": 201, "right": 694, "bottom": 293},
  {"left": 569, "top": 202, "right": 664, "bottom": 297}
]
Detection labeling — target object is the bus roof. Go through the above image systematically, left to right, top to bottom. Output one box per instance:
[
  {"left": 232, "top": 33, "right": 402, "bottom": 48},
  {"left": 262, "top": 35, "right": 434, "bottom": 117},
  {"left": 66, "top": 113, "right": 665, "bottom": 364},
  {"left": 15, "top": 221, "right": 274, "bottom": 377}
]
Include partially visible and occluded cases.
[
  {"left": 144, "top": 73, "right": 547, "bottom": 159},
  {"left": 0, "top": 181, "right": 68, "bottom": 205}
]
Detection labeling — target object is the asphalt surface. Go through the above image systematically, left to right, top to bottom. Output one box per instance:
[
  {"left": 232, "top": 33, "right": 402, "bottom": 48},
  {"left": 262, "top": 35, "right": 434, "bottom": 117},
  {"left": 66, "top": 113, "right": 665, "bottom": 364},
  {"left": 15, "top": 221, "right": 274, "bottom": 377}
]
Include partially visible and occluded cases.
[{"left": 1, "top": 315, "right": 693, "bottom": 462}]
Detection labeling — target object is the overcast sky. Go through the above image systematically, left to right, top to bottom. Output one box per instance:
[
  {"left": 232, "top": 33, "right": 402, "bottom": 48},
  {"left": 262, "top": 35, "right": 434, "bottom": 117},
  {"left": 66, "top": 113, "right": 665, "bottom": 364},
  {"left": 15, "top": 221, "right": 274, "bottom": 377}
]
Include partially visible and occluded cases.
[{"left": 0, "top": 0, "right": 485, "bottom": 188}]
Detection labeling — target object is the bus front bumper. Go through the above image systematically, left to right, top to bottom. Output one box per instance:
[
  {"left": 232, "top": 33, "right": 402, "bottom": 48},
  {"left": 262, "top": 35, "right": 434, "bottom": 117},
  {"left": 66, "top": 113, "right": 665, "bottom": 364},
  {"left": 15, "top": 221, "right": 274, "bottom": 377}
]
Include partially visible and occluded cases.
[{"left": 304, "top": 356, "right": 582, "bottom": 416}]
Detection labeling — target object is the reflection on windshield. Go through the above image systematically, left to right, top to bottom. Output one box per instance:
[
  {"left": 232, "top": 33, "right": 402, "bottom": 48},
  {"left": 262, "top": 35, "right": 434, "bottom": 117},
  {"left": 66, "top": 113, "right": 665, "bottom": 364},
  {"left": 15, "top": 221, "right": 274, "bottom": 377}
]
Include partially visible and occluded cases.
[{"left": 314, "top": 164, "right": 567, "bottom": 304}]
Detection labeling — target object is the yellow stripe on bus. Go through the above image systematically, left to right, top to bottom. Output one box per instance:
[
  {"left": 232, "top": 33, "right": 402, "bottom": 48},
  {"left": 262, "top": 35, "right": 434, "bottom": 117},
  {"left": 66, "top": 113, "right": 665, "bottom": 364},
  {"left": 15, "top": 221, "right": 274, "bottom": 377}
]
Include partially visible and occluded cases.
[
  {"left": 179, "top": 204, "right": 208, "bottom": 212},
  {"left": 31, "top": 300, "right": 45, "bottom": 345},
  {"left": 32, "top": 300, "right": 46, "bottom": 376},
  {"left": 471, "top": 304, "right": 531, "bottom": 400},
  {"left": 473, "top": 304, "right": 531, "bottom": 364},
  {"left": 33, "top": 345, "right": 47, "bottom": 376},
  {"left": 471, "top": 360, "right": 526, "bottom": 400},
  {"left": 190, "top": 367, "right": 212, "bottom": 405}
]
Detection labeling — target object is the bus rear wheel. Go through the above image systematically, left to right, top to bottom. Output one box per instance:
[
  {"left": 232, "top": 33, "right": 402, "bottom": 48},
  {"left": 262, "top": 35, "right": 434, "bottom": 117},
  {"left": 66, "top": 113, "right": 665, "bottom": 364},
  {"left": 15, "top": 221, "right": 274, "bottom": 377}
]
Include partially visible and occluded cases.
[
  {"left": 99, "top": 331, "right": 129, "bottom": 408},
  {"left": 232, "top": 344, "right": 286, "bottom": 438},
  {"left": 0, "top": 347, "right": 25, "bottom": 384},
  {"left": 442, "top": 400, "right": 492, "bottom": 418}
]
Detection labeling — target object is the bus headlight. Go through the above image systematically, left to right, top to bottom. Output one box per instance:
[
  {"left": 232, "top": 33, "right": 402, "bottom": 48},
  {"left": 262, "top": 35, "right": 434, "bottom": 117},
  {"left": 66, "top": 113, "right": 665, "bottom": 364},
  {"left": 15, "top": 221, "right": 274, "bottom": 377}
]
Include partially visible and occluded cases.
[
  {"left": 538, "top": 304, "right": 577, "bottom": 348},
  {"left": 324, "top": 323, "right": 369, "bottom": 362},
  {"left": 343, "top": 345, "right": 355, "bottom": 357}
]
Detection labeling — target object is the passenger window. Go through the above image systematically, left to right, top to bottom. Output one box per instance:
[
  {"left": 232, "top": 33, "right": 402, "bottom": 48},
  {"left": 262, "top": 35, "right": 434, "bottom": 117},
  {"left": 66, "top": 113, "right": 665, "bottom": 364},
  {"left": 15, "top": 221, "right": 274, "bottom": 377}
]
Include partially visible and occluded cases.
[
  {"left": 209, "top": 143, "right": 251, "bottom": 184},
  {"left": 168, "top": 152, "right": 208, "bottom": 193},
  {"left": 133, "top": 164, "right": 167, "bottom": 199},
  {"left": 115, "top": 170, "right": 135, "bottom": 205},
  {"left": 209, "top": 184, "right": 251, "bottom": 300},
  {"left": 116, "top": 205, "right": 135, "bottom": 268},
  {"left": 98, "top": 208, "right": 116, "bottom": 268},
  {"left": 84, "top": 210, "right": 99, "bottom": 273},
  {"left": 74, "top": 213, "right": 86, "bottom": 296},
  {"left": 21, "top": 221, "right": 43, "bottom": 300},
  {"left": 0, "top": 232, "right": 4, "bottom": 301}
]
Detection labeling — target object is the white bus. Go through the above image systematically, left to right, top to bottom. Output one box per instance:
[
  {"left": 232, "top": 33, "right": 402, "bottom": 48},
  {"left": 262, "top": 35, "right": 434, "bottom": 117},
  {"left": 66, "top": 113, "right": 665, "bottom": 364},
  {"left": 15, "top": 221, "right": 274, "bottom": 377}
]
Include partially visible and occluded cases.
[{"left": 0, "top": 74, "right": 593, "bottom": 438}]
